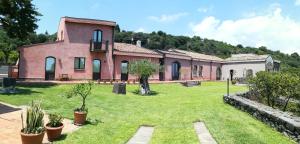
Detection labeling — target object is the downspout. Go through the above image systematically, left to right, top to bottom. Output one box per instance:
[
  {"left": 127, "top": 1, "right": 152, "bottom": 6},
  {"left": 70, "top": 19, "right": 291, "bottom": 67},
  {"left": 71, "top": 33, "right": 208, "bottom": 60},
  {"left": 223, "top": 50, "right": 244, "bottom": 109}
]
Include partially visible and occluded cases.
[
  {"left": 112, "top": 26, "right": 115, "bottom": 81},
  {"left": 17, "top": 50, "right": 20, "bottom": 79},
  {"left": 190, "top": 58, "right": 193, "bottom": 80},
  {"left": 210, "top": 61, "right": 212, "bottom": 80}
]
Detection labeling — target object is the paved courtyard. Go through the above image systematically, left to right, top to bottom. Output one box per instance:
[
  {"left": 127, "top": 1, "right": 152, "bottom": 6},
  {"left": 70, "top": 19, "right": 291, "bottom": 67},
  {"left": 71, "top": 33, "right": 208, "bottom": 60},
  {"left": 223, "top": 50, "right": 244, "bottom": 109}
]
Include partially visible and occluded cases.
[{"left": 0, "top": 102, "right": 80, "bottom": 144}]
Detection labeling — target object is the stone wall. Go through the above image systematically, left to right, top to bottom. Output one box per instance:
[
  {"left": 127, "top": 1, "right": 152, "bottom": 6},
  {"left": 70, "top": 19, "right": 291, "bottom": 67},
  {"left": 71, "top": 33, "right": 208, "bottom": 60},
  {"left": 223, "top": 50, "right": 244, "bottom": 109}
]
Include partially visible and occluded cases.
[{"left": 224, "top": 93, "right": 300, "bottom": 142}]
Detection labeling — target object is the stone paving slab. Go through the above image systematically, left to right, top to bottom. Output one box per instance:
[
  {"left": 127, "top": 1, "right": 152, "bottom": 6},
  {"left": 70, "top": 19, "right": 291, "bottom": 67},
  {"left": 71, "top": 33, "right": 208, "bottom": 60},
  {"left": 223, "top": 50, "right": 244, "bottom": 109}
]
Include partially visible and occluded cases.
[
  {"left": 0, "top": 102, "right": 80, "bottom": 144},
  {"left": 194, "top": 122, "right": 217, "bottom": 144},
  {"left": 127, "top": 126, "right": 154, "bottom": 144}
]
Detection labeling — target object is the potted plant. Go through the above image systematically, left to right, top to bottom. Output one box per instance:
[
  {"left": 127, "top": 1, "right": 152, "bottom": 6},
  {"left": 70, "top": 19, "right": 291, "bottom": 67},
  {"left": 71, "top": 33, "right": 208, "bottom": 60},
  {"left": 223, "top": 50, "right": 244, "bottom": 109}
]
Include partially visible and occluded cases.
[
  {"left": 67, "top": 81, "right": 93, "bottom": 125},
  {"left": 20, "top": 101, "right": 45, "bottom": 144},
  {"left": 45, "top": 114, "right": 64, "bottom": 141}
]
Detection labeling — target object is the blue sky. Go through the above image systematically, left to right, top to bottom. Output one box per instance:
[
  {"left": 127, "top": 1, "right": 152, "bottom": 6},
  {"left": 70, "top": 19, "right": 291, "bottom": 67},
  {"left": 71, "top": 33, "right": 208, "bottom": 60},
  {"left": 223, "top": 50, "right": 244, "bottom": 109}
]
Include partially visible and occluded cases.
[{"left": 33, "top": 0, "right": 300, "bottom": 54}]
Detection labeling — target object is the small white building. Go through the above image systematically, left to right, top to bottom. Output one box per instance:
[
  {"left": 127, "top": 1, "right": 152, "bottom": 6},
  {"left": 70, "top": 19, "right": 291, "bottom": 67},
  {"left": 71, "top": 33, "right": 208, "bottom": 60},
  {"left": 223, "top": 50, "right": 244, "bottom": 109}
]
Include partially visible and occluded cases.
[{"left": 221, "top": 54, "right": 280, "bottom": 81}]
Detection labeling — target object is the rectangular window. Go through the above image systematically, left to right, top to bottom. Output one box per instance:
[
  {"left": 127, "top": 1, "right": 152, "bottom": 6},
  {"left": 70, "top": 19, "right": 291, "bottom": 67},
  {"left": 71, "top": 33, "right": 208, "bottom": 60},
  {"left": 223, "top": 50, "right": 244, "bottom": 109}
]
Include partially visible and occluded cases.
[{"left": 74, "top": 57, "right": 85, "bottom": 70}]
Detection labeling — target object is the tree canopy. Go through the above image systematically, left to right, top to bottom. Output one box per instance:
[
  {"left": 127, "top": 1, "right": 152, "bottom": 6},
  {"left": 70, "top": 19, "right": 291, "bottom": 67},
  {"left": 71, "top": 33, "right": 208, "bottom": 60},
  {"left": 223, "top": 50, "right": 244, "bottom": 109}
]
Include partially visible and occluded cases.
[{"left": 0, "top": 0, "right": 41, "bottom": 40}]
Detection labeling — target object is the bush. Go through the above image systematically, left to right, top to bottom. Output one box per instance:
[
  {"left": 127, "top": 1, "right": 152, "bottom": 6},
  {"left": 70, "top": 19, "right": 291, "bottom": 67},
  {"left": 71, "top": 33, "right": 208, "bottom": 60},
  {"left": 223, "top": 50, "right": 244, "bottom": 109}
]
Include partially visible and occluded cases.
[
  {"left": 249, "top": 71, "right": 300, "bottom": 111},
  {"left": 231, "top": 79, "right": 237, "bottom": 85},
  {"left": 21, "top": 101, "right": 44, "bottom": 134},
  {"left": 48, "top": 113, "right": 63, "bottom": 127}
]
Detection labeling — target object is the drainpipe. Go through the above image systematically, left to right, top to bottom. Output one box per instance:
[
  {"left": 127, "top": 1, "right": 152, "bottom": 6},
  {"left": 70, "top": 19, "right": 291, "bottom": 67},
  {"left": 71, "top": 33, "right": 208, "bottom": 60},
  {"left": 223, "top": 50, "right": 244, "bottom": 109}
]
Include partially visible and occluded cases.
[
  {"left": 112, "top": 26, "right": 115, "bottom": 81},
  {"left": 190, "top": 59, "right": 193, "bottom": 80},
  {"left": 210, "top": 61, "right": 212, "bottom": 80}
]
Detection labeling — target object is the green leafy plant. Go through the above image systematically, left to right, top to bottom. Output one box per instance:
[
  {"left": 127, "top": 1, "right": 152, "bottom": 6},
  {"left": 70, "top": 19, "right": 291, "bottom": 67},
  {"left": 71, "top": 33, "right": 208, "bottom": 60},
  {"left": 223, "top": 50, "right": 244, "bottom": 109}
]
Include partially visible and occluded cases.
[
  {"left": 67, "top": 81, "right": 93, "bottom": 112},
  {"left": 21, "top": 101, "right": 44, "bottom": 134},
  {"left": 48, "top": 113, "right": 63, "bottom": 127}
]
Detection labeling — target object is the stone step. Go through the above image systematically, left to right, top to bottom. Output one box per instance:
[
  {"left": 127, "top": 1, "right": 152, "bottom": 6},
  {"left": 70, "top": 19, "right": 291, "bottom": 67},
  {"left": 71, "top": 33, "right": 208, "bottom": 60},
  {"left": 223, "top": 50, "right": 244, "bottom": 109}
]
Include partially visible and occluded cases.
[
  {"left": 194, "top": 122, "right": 217, "bottom": 144},
  {"left": 127, "top": 126, "right": 154, "bottom": 144}
]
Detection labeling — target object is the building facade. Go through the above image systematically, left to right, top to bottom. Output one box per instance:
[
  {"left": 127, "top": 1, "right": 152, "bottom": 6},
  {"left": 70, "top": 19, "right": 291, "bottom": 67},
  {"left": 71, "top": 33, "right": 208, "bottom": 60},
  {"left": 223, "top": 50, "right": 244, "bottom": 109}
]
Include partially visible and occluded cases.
[{"left": 18, "top": 17, "right": 280, "bottom": 81}]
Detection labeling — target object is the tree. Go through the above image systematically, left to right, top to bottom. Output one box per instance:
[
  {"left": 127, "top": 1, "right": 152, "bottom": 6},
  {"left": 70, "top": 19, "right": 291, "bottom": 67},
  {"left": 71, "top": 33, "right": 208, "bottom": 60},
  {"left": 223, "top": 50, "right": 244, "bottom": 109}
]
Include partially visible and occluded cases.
[
  {"left": 0, "top": 0, "right": 41, "bottom": 40},
  {"left": 0, "top": 29, "right": 17, "bottom": 63},
  {"left": 129, "top": 59, "right": 159, "bottom": 95},
  {"left": 250, "top": 71, "right": 277, "bottom": 107},
  {"left": 66, "top": 81, "right": 93, "bottom": 112}
]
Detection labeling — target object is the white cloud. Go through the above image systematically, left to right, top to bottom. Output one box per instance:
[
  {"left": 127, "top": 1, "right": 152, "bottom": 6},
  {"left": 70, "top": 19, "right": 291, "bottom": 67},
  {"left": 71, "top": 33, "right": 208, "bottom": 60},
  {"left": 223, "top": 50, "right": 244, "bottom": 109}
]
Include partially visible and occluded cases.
[
  {"left": 295, "top": 0, "right": 300, "bottom": 6},
  {"left": 190, "top": 6, "right": 300, "bottom": 54},
  {"left": 197, "top": 6, "right": 213, "bottom": 13},
  {"left": 197, "top": 8, "right": 208, "bottom": 13},
  {"left": 148, "top": 12, "right": 188, "bottom": 23},
  {"left": 135, "top": 27, "right": 146, "bottom": 33}
]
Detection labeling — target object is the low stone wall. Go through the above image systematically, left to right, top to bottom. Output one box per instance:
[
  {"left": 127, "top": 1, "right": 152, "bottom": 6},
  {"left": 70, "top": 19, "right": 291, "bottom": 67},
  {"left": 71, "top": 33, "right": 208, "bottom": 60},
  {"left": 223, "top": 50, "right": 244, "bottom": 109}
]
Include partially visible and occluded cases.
[{"left": 224, "top": 94, "right": 300, "bottom": 142}]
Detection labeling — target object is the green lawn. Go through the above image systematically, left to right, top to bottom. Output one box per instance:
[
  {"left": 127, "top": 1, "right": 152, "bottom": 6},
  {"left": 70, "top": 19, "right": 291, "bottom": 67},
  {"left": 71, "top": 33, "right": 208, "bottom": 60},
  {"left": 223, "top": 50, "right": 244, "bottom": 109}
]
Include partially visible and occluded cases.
[{"left": 0, "top": 82, "right": 294, "bottom": 144}]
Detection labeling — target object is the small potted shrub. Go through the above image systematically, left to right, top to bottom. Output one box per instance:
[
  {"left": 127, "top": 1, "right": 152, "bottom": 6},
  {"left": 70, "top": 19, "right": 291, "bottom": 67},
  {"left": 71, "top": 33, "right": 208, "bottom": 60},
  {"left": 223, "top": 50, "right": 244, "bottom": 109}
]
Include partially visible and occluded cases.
[
  {"left": 231, "top": 79, "right": 237, "bottom": 85},
  {"left": 67, "top": 81, "right": 93, "bottom": 125},
  {"left": 20, "top": 101, "right": 45, "bottom": 144},
  {"left": 45, "top": 114, "right": 64, "bottom": 141}
]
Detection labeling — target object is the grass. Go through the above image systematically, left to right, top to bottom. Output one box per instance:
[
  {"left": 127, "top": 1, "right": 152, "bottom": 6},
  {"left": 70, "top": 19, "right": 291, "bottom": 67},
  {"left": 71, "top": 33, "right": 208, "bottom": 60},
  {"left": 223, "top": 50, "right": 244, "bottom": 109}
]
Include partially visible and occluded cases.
[{"left": 0, "top": 82, "right": 295, "bottom": 144}]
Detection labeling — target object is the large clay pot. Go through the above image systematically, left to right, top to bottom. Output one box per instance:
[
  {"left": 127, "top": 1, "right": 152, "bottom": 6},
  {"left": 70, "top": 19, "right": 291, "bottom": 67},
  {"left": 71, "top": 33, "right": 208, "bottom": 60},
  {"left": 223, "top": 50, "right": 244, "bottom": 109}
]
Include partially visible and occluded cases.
[
  {"left": 74, "top": 111, "right": 87, "bottom": 125},
  {"left": 45, "top": 123, "right": 64, "bottom": 141},
  {"left": 20, "top": 131, "right": 45, "bottom": 144}
]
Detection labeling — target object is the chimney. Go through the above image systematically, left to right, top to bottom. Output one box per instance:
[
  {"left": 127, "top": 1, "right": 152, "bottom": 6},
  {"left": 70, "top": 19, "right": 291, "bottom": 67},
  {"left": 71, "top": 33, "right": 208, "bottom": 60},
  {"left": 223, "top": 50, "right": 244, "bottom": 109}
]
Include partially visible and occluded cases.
[{"left": 136, "top": 40, "right": 142, "bottom": 47}]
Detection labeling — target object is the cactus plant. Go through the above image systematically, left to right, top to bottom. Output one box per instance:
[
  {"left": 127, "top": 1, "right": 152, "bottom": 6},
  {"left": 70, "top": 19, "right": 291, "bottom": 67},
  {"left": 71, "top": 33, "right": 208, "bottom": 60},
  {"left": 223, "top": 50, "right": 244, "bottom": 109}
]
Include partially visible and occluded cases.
[{"left": 21, "top": 101, "right": 44, "bottom": 134}]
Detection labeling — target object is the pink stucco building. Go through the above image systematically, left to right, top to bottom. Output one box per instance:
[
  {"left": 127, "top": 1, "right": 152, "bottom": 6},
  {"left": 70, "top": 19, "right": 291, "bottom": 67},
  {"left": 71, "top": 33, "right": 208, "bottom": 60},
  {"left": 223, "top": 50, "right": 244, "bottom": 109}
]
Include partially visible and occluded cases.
[{"left": 19, "top": 17, "right": 278, "bottom": 82}]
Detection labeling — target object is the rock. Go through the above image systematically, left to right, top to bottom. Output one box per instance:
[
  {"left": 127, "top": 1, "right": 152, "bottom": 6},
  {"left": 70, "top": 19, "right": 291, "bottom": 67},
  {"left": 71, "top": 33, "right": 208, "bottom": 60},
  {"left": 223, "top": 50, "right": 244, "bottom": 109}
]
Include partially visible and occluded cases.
[{"left": 223, "top": 94, "right": 300, "bottom": 143}]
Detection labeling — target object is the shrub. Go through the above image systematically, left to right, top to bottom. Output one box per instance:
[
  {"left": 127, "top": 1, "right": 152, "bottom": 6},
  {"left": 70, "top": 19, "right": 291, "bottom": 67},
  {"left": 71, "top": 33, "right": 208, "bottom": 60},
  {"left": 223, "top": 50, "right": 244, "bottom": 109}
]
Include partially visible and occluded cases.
[
  {"left": 249, "top": 71, "right": 300, "bottom": 111},
  {"left": 231, "top": 79, "right": 237, "bottom": 85},
  {"left": 67, "top": 81, "right": 93, "bottom": 112},
  {"left": 21, "top": 101, "right": 44, "bottom": 134},
  {"left": 48, "top": 113, "right": 63, "bottom": 127}
]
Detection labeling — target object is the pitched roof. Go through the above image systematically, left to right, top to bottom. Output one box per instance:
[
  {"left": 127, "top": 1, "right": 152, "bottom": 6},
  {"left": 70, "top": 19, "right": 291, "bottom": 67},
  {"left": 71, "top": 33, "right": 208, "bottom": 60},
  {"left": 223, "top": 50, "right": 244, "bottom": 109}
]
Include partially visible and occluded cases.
[
  {"left": 63, "top": 16, "right": 116, "bottom": 27},
  {"left": 114, "top": 43, "right": 162, "bottom": 55},
  {"left": 173, "top": 49, "right": 224, "bottom": 62},
  {"left": 225, "top": 54, "right": 269, "bottom": 62}
]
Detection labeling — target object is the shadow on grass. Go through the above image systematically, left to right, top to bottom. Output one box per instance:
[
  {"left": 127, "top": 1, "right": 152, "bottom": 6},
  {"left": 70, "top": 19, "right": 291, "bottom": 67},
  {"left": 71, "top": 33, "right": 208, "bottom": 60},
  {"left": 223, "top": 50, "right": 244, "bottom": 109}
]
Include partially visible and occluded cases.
[
  {"left": 17, "top": 83, "right": 58, "bottom": 88},
  {"left": 0, "top": 87, "right": 42, "bottom": 95},
  {"left": 131, "top": 89, "right": 159, "bottom": 96},
  {"left": 85, "top": 118, "right": 104, "bottom": 126},
  {"left": 51, "top": 133, "right": 68, "bottom": 142}
]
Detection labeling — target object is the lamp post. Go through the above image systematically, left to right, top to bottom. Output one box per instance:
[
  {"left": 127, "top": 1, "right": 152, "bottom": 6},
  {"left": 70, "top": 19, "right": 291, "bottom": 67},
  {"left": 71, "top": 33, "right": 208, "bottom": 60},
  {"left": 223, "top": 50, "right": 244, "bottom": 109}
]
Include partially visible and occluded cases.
[{"left": 227, "top": 78, "right": 229, "bottom": 96}]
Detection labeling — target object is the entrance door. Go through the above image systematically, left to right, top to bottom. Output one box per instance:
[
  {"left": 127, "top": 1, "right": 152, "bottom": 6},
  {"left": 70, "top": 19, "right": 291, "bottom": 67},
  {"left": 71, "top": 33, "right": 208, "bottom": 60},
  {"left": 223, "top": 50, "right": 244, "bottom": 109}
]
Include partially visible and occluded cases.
[
  {"left": 45, "top": 57, "right": 56, "bottom": 80},
  {"left": 93, "top": 59, "right": 101, "bottom": 80},
  {"left": 121, "top": 60, "right": 129, "bottom": 81},
  {"left": 172, "top": 62, "right": 180, "bottom": 80}
]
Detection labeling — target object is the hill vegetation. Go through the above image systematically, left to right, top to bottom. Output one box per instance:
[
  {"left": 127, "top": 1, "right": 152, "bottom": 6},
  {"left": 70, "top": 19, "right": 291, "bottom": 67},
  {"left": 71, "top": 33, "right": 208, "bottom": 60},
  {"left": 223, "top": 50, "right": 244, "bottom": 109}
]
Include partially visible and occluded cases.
[{"left": 114, "top": 25, "right": 300, "bottom": 70}]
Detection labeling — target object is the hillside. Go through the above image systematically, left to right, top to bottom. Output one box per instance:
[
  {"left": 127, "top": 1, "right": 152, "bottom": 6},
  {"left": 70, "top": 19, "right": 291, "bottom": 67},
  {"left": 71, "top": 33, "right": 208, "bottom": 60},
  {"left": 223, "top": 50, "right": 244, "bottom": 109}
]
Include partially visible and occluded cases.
[{"left": 114, "top": 26, "right": 300, "bottom": 70}]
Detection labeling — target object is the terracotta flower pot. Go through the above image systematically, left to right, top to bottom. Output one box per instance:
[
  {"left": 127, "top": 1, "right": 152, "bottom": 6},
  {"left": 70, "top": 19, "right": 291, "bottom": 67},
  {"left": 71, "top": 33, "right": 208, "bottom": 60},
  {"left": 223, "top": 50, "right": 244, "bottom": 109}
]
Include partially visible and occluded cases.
[
  {"left": 74, "top": 111, "right": 87, "bottom": 125},
  {"left": 45, "top": 123, "right": 64, "bottom": 141},
  {"left": 20, "top": 131, "right": 45, "bottom": 144}
]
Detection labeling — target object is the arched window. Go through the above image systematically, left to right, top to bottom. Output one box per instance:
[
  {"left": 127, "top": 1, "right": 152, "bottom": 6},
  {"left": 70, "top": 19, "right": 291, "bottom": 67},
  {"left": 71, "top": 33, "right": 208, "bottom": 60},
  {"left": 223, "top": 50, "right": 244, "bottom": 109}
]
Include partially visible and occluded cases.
[
  {"left": 93, "top": 30, "right": 102, "bottom": 43},
  {"left": 121, "top": 60, "right": 129, "bottom": 81},
  {"left": 172, "top": 61, "right": 181, "bottom": 80},
  {"left": 193, "top": 65, "right": 198, "bottom": 77},
  {"left": 198, "top": 66, "right": 203, "bottom": 77},
  {"left": 216, "top": 67, "right": 222, "bottom": 80},
  {"left": 246, "top": 69, "right": 253, "bottom": 78}
]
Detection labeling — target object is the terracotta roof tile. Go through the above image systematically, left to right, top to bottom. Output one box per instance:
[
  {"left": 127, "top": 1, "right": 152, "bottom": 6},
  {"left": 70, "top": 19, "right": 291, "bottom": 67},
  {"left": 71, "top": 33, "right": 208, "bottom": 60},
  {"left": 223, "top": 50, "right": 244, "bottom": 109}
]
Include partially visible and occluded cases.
[
  {"left": 63, "top": 17, "right": 116, "bottom": 27},
  {"left": 114, "top": 43, "right": 161, "bottom": 55},
  {"left": 173, "top": 49, "right": 224, "bottom": 62},
  {"left": 225, "top": 54, "right": 269, "bottom": 61}
]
